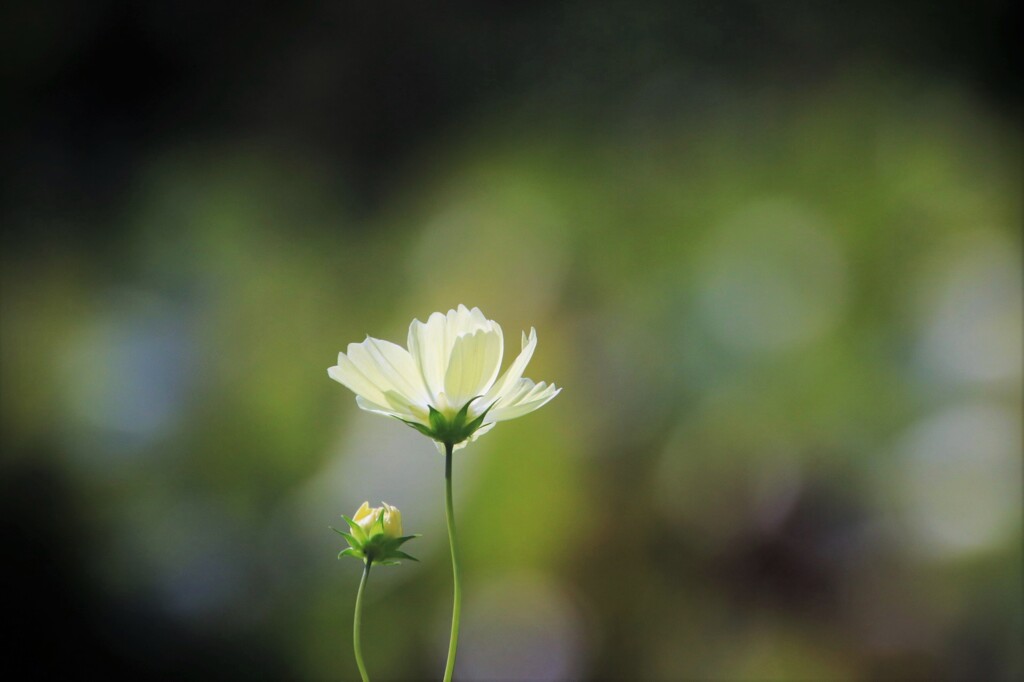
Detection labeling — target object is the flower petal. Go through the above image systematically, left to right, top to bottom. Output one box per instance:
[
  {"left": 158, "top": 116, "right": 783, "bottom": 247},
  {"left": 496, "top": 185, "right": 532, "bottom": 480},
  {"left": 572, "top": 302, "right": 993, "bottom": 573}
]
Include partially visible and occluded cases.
[
  {"left": 445, "top": 304, "right": 494, "bottom": 341},
  {"left": 408, "top": 312, "right": 449, "bottom": 402},
  {"left": 444, "top": 327, "right": 503, "bottom": 408},
  {"left": 484, "top": 328, "right": 537, "bottom": 403},
  {"left": 346, "top": 337, "right": 429, "bottom": 409},
  {"left": 363, "top": 337, "right": 430, "bottom": 405},
  {"left": 328, "top": 352, "right": 391, "bottom": 408},
  {"left": 490, "top": 378, "right": 561, "bottom": 422},
  {"left": 354, "top": 392, "right": 429, "bottom": 425},
  {"left": 354, "top": 395, "right": 399, "bottom": 418}
]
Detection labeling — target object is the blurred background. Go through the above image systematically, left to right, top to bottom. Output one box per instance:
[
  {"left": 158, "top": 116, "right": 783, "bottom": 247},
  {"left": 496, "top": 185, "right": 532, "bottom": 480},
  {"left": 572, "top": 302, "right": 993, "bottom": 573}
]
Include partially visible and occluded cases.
[{"left": 2, "top": 1, "right": 1021, "bottom": 679}]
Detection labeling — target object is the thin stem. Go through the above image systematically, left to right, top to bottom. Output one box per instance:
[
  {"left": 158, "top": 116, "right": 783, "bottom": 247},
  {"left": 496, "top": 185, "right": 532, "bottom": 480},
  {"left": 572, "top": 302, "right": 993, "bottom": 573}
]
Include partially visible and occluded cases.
[
  {"left": 443, "top": 443, "right": 462, "bottom": 682},
  {"left": 353, "top": 560, "right": 372, "bottom": 682}
]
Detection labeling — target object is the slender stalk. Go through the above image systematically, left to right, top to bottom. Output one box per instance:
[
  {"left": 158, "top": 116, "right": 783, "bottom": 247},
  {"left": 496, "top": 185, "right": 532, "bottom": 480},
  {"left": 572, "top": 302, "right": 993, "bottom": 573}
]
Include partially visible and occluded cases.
[
  {"left": 443, "top": 443, "right": 462, "bottom": 682},
  {"left": 353, "top": 560, "right": 372, "bottom": 682}
]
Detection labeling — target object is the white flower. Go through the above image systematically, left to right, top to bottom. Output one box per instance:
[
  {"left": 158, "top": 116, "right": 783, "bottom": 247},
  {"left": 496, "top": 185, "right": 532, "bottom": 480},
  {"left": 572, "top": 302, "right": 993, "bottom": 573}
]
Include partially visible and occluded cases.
[{"left": 328, "top": 305, "right": 560, "bottom": 450}]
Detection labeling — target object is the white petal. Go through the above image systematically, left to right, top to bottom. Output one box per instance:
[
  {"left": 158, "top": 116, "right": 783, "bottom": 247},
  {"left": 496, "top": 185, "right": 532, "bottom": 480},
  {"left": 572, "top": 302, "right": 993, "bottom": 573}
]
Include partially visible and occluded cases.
[
  {"left": 445, "top": 304, "right": 491, "bottom": 340},
  {"left": 446, "top": 305, "right": 471, "bottom": 338},
  {"left": 409, "top": 306, "right": 499, "bottom": 408},
  {"left": 467, "top": 306, "right": 489, "bottom": 330},
  {"left": 408, "top": 313, "right": 449, "bottom": 402},
  {"left": 482, "top": 321, "right": 504, "bottom": 391},
  {"left": 443, "top": 327, "right": 503, "bottom": 408},
  {"left": 484, "top": 328, "right": 537, "bottom": 403},
  {"left": 346, "top": 337, "right": 428, "bottom": 408},
  {"left": 363, "top": 337, "right": 430, "bottom": 405},
  {"left": 346, "top": 341, "right": 395, "bottom": 390},
  {"left": 331, "top": 347, "right": 429, "bottom": 422},
  {"left": 328, "top": 353, "right": 391, "bottom": 407},
  {"left": 490, "top": 378, "right": 561, "bottom": 422},
  {"left": 381, "top": 389, "right": 431, "bottom": 422},
  {"left": 355, "top": 392, "right": 429, "bottom": 424},
  {"left": 354, "top": 394, "right": 400, "bottom": 418}
]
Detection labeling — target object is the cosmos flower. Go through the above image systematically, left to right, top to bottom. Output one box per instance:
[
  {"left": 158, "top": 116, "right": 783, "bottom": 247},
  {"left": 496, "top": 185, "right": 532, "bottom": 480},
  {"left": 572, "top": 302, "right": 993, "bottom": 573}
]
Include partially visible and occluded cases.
[{"left": 328, "top": 305, "right": 560, "bottom": 450}]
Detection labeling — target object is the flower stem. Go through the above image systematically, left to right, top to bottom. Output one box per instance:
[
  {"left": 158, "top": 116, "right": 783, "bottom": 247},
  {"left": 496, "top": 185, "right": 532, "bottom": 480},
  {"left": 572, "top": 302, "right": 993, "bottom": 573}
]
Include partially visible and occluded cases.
[
  {"left": 443, "top": 443, "right": 462, "bottom": 682},
  {"left": 353, "top": 560, "right": 372, "bottom": 682}
]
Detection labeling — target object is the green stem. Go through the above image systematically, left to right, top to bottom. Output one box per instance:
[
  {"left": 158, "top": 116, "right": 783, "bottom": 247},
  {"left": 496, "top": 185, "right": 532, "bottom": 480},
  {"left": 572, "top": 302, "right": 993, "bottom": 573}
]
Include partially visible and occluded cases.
[
  {"left": 443, "top": 443, "right": 462, "bottom": 682},
  {"left": 353, "top": 560, "right": 372, "bottom": 682}
]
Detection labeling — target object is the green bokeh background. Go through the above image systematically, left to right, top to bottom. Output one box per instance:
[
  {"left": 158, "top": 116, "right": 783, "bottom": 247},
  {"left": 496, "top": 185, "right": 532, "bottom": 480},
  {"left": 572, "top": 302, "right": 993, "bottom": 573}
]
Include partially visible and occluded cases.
[{"left": 2, "top": 2, "right": 1020, "bottom": 679}]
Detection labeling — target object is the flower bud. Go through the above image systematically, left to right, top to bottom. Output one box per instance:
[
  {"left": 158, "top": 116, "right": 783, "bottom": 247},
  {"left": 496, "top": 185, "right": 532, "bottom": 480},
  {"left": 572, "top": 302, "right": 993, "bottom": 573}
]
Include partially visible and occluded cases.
[
  {"left": 335, "top": 501, "right": 419, "bottom": 566},
  {"left": 352, "top": 501, "right": 403, "bottom": 539},
  {"left": 381, "top": 502, "right": 402, "bottom": 537}
]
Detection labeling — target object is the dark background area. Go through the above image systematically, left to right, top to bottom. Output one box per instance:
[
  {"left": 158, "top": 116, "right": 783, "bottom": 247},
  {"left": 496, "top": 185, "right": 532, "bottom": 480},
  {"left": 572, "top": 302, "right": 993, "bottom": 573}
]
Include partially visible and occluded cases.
[{"left": 4, "top": 1, "right": 1019, "bottom": 234}]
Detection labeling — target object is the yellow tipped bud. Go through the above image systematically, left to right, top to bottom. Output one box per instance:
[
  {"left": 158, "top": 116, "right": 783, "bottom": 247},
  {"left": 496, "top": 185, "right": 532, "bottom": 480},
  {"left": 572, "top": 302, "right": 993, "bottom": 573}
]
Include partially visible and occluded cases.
[
  {"left": 335, "top": 501, "right": 418, "bottom": 565},
  {"left": 353, "top": 501, "right": 403, "bottom": 540},
  {"left": 381, "top": 502, "right": 402, "bottom": 537}
]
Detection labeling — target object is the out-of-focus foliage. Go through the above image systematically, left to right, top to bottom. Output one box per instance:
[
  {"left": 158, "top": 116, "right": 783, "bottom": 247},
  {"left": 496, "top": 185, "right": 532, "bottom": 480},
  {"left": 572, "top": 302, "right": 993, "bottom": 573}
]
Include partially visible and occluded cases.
[{"left": 2, "top": 2, "right": 1020, "bottom": 679}]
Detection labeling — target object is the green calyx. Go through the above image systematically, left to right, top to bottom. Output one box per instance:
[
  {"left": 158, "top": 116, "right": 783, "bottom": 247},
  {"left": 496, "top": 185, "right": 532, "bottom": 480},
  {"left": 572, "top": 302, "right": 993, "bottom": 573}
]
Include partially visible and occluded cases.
[
  {"left": 397, "top": 398, "right": 494, "bottom": 449},
  {"left": 332, "top": 510, "right": 420, "bottom": 566}
]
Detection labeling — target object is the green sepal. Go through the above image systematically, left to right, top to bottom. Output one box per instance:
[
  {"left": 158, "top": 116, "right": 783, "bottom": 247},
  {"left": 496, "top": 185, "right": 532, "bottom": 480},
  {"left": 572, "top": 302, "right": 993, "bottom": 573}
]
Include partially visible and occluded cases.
[
  {"left": 439, "top": 396, "right": 490, "bottom": 447},
  {"left": 392, "top": 397, "right": 496, "bottom": 448},
  {"left": 451, "top": 399, "right": 475, "bottom": 431},
  {"left": 462, "top": 399, "right": 496, "bottom": 438},
  {"left": 428, "top": 406, "right": 447, "bottom": 435},
  {"left": 396, "top": 417, "right": 435, "bottom": 438},
  {"left": 334, "top": 512, "right": 420, "bottom": 567},
  {"left": 342, "top": 515, "right": 368, "bottom": 543},
  {"left": 330, "top": 526, "right": 361, "bottom": 549},
  {"left": 391, "top": 534, "right": 421, "bottom": 547},
  {"left": 374, "top": 536, "right": 417, "bottom": 555},
  {"left": 338, "top": 547, "right": 364, "bottom": 560},
  {"left": 390, "top": 550, "right": 418, "bottom": 562}
]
